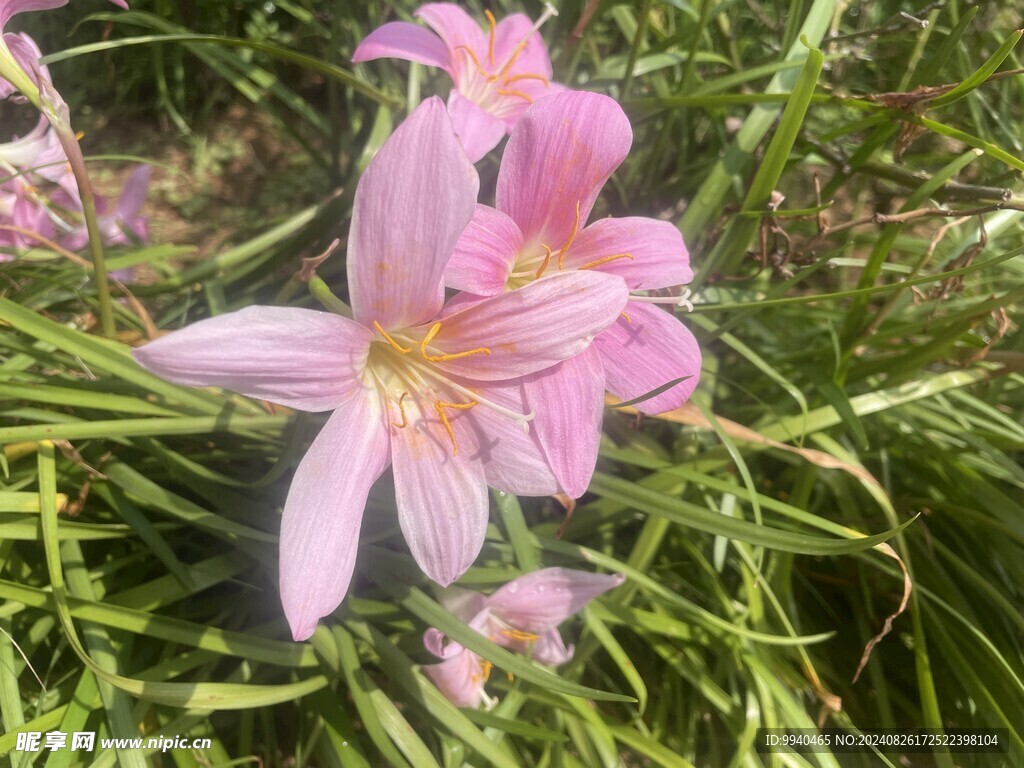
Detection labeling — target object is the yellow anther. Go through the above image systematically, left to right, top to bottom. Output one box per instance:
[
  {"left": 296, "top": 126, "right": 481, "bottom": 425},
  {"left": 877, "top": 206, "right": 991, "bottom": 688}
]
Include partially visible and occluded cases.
[
  {"left": 485, "top": 9, "right": 497, "bottom": 66},
  {"left": 456, "top": 45, "right": 489, "bottom": 77},
  {"left": 505, "top": 72, "right": 550, "bottom": 86},
  {"left": 495, "top": 87, "right": 533, "bottom": 104},
  {"left": 74, "top": 131, "right": 85, "bottom": 141},
  {"left": 558, "top": 201, "right": 581, "bottom": 270},
  {"left": 535, "top": 244, "right": 553, "bottom": 279},
  {"left": 578, "top": 253, "right": 635, "bottom": 270},
  {"left": 619, "top": 311, "right": 632, "bottom": 323},
  {"left": 373, "top": 321, "right": 411, "bottom": 354},
  {"left": 419, "top": 321, "right": 492, "bottom": 363},
  {"left": 420, "top": 321, "right": 442, "bottom": 356},
  {"left": 390, "top": 392, "right": 409, "bottom": 429},
  {"left": 434, "top": 400, "right": 477, "bottom": 457},
  {"left": 500, "top": 627, "right": 540, "bottom": 642},
  {"left": 480, "top": 659, "right": 493, "bottom": 682}
]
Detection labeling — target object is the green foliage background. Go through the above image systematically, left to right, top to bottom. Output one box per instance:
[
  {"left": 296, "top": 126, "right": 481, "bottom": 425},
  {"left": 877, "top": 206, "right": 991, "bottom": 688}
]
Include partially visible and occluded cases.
[{"left": 2, "top": 1, "right": 1023, "bottom": 766}]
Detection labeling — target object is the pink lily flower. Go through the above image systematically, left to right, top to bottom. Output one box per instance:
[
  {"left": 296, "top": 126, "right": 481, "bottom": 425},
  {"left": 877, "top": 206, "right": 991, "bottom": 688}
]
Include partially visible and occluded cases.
[
  {"left": 0, "top": 1, "right": 127, "bottom": 100},
  {"left": 353, "top": 2, "right": 562, "bottom": 163},
  {"left": 442, "top": 90, "right": 702, "bottom": 498},
  {"left": 132, "top": 98, "right": 628, "bottom": 641},
  {"left": 62, "top": 164, "right": 151, "bottom": 252},
  {"left": 0, "top": 177, "right": 56, "bottom": 257},
  {"left": 423, "top": 568, "right": 625, "bottom": 708}
]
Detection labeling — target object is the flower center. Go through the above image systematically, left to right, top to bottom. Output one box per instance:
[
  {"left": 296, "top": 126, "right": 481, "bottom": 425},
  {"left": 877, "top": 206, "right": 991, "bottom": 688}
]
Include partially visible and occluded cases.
[
  {"left": 453, "top": 3, "right": 558, "bottom": 116},
  {"left": 366, "top": 320, "right": 532, "bottom": 456}
]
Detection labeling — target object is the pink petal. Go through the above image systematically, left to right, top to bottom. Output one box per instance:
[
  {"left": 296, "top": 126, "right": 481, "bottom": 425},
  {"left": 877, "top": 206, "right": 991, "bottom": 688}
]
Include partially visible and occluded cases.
[
  {"left": 0, "top": 0, "right": 65, "bottom": 30},
  {"left": 414, "top": 3, "right": 487, "bottom": 55},
  {"left": 492, "top": 13, "right": 552, "bottom": 80},
  {"left": 351, "top": 21, "right": 452, "bottom": 72},
  {"left": 1, "top": 32, "right": 48, "bottom": 91},
  {"left": 446, "top": 90, "right": 507, "bottom": 163},
  {"left": 496, "top": 91, "right": 632, "bottom": 245},
  {"left": 348, "top": 96, "right": 478, "bottom": 330},
  {"left": 0, "top": 115, "right": 49, "bottom": 166},
  {"left": 114, "top": 164, "right": 150, "bottom": 222},
  {"left": 444, "top": 204, "right": 521, "bottom": 296},
  {"left": 564, "top": 217, "right": 693, "bottom": 289},
  {"left": 429, "top": 270, "right": 627, "bottom": 381},
  {"left": 595, "top": 301, "right": 701, "bottom": 415},
  {"left": 132, "top": 305, "right": 373, "bottom": 412},
  {"left": 522, "top": 347, "right": 605, "bottom": 498},
  {"left": 458, "top": 377, "right": 558, "bottom": 496},
  {"left": 280, "top": 392, "right": 391, "bottom": 640},
  {"left": 391, "top": 394, "right": 488, "bottom": 587},
  {"left": 488, "top": 568, "right": 624, "bottom": 633},
  {"left": 488, "top": 622, "right": 573, "bottom": 665},
  {"left": 424, "top": 627, "right": 463, "bottom": 659},
  {"left": 530, "top": 629, "right": 574, "bottom": 665},
  {"left": 422, "top": 648, "right": 485, "bottom": 708}
]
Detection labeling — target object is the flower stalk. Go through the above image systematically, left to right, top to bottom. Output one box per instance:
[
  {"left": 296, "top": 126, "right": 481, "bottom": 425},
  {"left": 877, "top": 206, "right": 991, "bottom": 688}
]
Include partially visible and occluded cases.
[{"left": 35, "top": 75, "right": 116, "bottom": 337}]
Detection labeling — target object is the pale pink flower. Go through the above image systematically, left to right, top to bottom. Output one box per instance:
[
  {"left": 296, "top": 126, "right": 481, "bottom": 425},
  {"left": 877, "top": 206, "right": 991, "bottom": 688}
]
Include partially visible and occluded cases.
[
  {"left": 0, "top": 1, "right": 127, "bottom": 100},
  {"left": 353, "top": 2, "right": 562, "bottom": 162},
  {"left": 443, "top": 90, "right": 701, "bottom": 498},
  {"left": 132, "top": 98, "right": 627, "bottom": 641},
  {"left": 423, "top": 568, "right": 625, "bottom": 708}
]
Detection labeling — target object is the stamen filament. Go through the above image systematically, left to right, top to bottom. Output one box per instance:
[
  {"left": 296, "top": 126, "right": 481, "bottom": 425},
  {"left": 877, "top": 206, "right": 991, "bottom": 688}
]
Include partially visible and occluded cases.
[
  {"left": 494, "top": 1, "right": 558, "bottom": 78},
  {"left": 485, "top": 9, "right": 497, "bottom": 66},
  {"left": 497, "top": 39, "right": 528, "bottom": 79},
  {"left": 456, "top": 45, "right": 489, "bottom": 77},
  {"left": 504, "top": 73, "right": 550, "bottom": 86},
  {"left": 495, "top": 87, "right": 533, "bottom": 103},
  {"left": 558, "top": 201, "right": 581, "bottom": 270},
  {"left": 535, "top": 244, "right": 553, "bottom": 279},
  {"left": 578, "top": 253, "right": 634, "bottom": 270},
  {"left": 374, "top": 321, "right": 411, "bottom": 354},
  {"left": 418, "top": 321, "right": 492, "bottom": 363},
  {"left": 420, "top": 321, "right": 442, "bottom": 356},
  {"left": 426, "top": 347, "right": 492, "bottom": 363},
  {"left": 409, "top": 361, "right": 534, "bottom": 427},
  {"left": 434, "top": 400, "right": 477, "bottom": 456},
  {"left": 500, "top": 627, "right": 540, "bottom": 642}
]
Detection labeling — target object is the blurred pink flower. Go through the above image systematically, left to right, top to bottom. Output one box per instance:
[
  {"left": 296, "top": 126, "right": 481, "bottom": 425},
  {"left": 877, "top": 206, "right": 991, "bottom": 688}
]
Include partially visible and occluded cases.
[
  {"left": 0, "top": 1, "right": 128, "bottom": 100},
  {"left": 353, "top": 2, "right": 562, "bottom": 162},
  {"left": 443, "top": 90, "right": 701, "bottom": 498},
  {"left": 132, "top": 98, "right": 627, "bottom": 641},
  {"left": 62, "top": 164, "right": 151, "bottom": 252},
  {"left": 423, "top": 568, "right": 625, "bottom": 708}
]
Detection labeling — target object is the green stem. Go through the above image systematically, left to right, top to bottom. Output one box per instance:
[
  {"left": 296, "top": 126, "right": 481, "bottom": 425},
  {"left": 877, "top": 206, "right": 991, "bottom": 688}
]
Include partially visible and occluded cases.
[
  {"left": 620, "top": 0, "right": 652, "bottom": 97},
  {"left": 3, "top": 52, "right": 116, "bottom": 337},
  {"left": 50, "top": 125, "right": 116, "bottom": 338},
  {"left": 307, "top": 277, "right": 352, "bottom": 318}
]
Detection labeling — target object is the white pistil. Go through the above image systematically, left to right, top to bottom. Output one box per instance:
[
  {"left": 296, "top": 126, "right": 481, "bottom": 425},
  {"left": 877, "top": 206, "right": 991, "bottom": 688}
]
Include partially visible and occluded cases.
[{"left": 629, "top": 288, "right": 694, "bottom": 312}]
